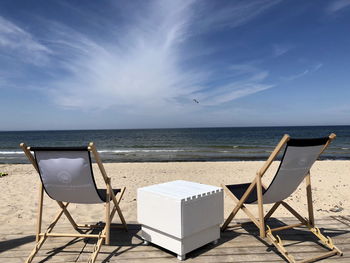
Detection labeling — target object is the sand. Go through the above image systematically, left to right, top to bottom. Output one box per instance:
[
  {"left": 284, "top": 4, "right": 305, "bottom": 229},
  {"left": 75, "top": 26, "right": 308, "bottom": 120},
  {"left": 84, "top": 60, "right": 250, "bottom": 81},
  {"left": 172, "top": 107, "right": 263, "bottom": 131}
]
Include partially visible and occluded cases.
[{"left": 0, "top": 161, "right": 349, "bottom": 228}]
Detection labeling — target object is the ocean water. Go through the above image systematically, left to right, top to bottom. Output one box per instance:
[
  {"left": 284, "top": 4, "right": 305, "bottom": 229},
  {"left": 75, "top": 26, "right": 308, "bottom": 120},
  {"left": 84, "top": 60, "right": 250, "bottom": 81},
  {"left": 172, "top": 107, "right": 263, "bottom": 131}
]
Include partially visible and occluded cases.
[{"left": 0, "top": 126, "right": 350, "bottom": 164}]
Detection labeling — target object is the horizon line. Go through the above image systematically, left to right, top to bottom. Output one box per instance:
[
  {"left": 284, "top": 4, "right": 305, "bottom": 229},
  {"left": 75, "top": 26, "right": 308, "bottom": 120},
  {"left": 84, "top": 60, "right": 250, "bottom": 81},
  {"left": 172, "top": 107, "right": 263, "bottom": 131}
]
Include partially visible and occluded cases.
[{"left": 1, "top": 124, "right": 349, "bottom": 133}]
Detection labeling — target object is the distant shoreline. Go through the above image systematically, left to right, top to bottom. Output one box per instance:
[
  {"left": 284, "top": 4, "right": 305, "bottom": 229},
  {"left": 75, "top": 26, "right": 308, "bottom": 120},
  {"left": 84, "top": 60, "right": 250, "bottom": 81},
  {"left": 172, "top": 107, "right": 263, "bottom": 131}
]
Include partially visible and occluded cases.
[{"left": 1, "top": 124, "right": 350, "bottom": 133}]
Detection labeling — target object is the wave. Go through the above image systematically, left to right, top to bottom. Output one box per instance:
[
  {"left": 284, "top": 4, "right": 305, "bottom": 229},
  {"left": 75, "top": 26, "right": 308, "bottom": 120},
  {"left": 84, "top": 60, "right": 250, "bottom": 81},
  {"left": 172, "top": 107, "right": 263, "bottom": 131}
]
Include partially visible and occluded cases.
[
  {"left": 210, "top": 145, "right": 273, "bottom": 149},
  {"left": 0, "top": 149, "right": 185, "bottom": 155},
  {"left": 98, "top": 149, "right": 185, "bottom": 153},
  {"left": 0, "top": 151, "right": 24, "bottom": 155}
]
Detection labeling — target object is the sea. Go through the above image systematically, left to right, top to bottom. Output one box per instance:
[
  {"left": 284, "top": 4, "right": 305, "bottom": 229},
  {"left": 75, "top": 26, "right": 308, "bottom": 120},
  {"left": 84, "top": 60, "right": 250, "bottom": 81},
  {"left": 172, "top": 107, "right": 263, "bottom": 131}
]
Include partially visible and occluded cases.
[{"left": 0, "top": 126, "right": 350, "bottom": 164}]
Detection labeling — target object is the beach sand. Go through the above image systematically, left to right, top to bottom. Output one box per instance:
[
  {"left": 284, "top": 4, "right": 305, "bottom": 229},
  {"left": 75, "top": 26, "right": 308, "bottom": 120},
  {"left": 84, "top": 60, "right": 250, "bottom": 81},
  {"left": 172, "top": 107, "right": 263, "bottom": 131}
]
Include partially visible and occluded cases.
[{"left": 0, "top": 161, "right": 349, "bottom": 228}]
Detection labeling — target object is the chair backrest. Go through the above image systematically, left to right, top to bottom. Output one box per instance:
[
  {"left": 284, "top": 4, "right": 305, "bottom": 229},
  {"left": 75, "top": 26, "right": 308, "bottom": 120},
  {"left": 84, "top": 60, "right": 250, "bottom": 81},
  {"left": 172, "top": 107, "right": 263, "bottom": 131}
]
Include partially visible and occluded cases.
[
  {"left": 261, "top": 137, "right": 329, "bottom": 204},
  {"left": 32, "top": 147, "right": 104, "bottom": 204}
]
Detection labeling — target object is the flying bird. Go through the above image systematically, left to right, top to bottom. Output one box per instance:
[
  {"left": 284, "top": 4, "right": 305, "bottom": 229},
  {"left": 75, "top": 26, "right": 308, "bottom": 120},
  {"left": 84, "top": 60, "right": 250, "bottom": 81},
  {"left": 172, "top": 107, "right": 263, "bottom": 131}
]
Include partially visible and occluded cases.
[{"left": 193, "top": 99, "right": 199, "bottom": 104}]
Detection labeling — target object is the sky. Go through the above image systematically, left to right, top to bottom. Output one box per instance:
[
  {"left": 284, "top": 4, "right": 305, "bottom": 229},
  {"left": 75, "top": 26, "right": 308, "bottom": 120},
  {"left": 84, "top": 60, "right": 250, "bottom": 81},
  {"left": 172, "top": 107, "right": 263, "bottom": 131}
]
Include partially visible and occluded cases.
[{"left": 0, "top": 0, "right": 350, "bottom": 130}]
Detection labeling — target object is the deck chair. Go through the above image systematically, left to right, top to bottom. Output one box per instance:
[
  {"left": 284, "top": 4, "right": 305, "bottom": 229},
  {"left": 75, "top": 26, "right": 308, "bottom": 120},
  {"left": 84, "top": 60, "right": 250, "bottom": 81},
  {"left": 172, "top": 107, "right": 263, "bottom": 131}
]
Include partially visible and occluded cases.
[
  {"left": 221, "top": 134, "right": 343, "bottom": 263},
  {"left": 20, "top": 142, "right": 128, "bottom": 263}
]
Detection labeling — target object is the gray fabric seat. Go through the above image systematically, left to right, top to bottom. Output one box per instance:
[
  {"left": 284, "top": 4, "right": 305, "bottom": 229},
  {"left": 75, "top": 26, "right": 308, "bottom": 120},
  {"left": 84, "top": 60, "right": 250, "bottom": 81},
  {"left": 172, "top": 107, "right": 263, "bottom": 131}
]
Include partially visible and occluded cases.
[
  {"left": 225, "top": 137, "right": 329, "bottom": 205},
  {"left": 21, "top": 142, "right": 128, "bottom": 263},
  {"left": 32, "top": 147, "right": 118, "bottom": 204}
]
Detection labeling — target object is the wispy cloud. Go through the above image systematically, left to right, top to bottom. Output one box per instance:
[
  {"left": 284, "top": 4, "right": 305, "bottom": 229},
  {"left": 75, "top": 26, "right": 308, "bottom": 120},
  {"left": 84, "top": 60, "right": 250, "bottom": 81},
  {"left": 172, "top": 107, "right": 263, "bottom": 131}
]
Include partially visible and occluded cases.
[
  {"left": 0, "top": 0, "right": 279, "bottom": 121},
  {"left": 38, "top": 0, "right": 277, "bottom": 110},
  {"left": 193, "top": 0, "right": 281, "bottom": 32},
  {"left": 327, "top": 0, "right": 350, "bottom": 13},
  {"left": 46, "top": 3, "right": 198, "bottom": 109},
  {"left": 0, "top": 16, "right": 51, "bottom": 66},
  {"left": 272, "top": 44, "right": 292, "bottom": 57},
  {"left": 282, "top": 63, "right": 323, "bottom": 81},
  {"left": 192, "top": 64, "right": 272, "bottom": 106}
]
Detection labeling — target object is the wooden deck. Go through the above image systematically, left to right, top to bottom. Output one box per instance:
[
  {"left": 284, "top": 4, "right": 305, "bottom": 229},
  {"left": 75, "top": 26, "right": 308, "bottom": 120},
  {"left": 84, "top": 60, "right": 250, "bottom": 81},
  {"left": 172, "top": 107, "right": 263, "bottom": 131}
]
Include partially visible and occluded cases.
[{"left": 1, "top": 216, "right": 349, "bottom": 263}]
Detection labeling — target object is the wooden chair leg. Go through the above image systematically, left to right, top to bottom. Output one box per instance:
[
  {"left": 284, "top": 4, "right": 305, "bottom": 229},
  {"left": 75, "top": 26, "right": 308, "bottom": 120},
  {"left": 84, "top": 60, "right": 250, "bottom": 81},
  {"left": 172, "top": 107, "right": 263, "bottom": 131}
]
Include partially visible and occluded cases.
[
  {"left": 305, "top": 173, "right": 315, "bottom": 227},
  {"left": 257, "top": 174, "right": 265, "bottom": 238},
  {"left": 105, "top": 180, "right": 111, "bottom": 245},
  {"left": 36, "top": 183, "right": 44, "bottom": 242},
  {"left": 221, "top": 183, "right": 260, "bottom": 231},
  {"left": 109, "top": 186, "right": 127, "bottom": 231},
  {"left": 110, "top": 187, "right": 126, "bottom": 221},
  {"left": 117, "top": 187, "right": 126, "bottom": 203},
  {"left": 112, "top": 199, "right": 127, "bottom": 231},
  {"left": 265, "top": 200, "right": 343, "bottom": 263},
  {"left": 56, "top": 201, "right": 79, "bottom": 229},
  {"left": 264, "top": 202, "right": 281, "bottom": 221},
  {"left": 281, "top": 202, "right": 308, "bottom": 225},
  {"left": 25, "top": 203, "right": 69, "bottom": 263},
  {"left": 222, "top": 204, "right": 259, "bottom": 231},
  {"left": 222, "top": 209, "right": 237, "bottom": 231},
  {"left": 266, "top": 223, "right": 342, "bottom": 263},
  {"left": 309, "top": 226, "right": 343, "bottom": 256},
  {"left": 266, "top": 229, "right": 296, "bottom": 263},
  {"left": 88, "top": 231, "right": 106, "bottom": 263}
]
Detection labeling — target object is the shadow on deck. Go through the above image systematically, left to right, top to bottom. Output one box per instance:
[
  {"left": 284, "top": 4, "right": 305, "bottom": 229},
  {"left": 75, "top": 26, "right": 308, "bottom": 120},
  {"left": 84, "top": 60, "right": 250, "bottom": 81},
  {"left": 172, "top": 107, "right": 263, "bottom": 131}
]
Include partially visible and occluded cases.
[{"left": 0, "top": 216, "right": 349, "bottom": 263}]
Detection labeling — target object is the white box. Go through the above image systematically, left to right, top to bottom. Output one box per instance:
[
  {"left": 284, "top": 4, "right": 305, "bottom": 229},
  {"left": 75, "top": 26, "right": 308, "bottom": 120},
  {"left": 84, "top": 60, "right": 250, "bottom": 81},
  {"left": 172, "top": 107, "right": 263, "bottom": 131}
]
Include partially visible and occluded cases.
[{"left": 137, "top": 180, "right": 223, "bottom": 260}]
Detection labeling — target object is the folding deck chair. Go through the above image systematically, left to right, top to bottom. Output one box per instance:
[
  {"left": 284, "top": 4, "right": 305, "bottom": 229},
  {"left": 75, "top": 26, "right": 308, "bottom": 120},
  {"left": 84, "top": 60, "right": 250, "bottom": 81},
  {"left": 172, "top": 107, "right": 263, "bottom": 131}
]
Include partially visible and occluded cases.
[
  {"left": 221, "top": 134, "right": 343, "bottom": 263},
  {"left": 20, "top": 142, "right": 128, "bottom": 263}
]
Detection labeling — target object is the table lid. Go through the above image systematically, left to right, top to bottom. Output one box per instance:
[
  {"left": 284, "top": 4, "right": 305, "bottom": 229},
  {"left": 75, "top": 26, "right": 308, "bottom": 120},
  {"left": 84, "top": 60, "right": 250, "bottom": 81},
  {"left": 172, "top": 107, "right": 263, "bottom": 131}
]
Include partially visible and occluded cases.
[{"left": 138, "top": 180, "right": 222, "bottom": 201}]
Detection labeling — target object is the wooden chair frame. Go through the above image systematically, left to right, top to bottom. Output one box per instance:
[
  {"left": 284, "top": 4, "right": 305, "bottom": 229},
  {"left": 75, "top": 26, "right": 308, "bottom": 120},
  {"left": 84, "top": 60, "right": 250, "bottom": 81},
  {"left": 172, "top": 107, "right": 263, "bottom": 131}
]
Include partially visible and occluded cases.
[
  {"left": 221, "top": 134, "right": 343, "bottom": 263},
  {"left": 20, "top": 142, "right": 128, "bottom": 263}
]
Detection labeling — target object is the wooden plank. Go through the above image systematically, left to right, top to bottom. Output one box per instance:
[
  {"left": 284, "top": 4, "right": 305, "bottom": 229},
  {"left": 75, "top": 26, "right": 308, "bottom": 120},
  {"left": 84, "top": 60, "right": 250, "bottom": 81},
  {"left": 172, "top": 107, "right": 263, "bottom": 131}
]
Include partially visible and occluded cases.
[
  {"left": 0, "top": 216, "right": 345, "bottom": 234},
  {"left": 1, "top": 217, "right": 349, "bottom": 262},
  {"left": 2, "top": 227, "right": 348, "bottom": 249}
]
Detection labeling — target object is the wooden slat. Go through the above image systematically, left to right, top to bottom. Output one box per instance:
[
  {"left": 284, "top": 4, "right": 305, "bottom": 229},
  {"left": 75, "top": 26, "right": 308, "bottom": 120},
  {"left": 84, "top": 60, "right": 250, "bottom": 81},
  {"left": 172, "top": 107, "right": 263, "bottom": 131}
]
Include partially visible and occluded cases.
[{"left": 1, "top": 216, "right": 348, "bottom": 262}]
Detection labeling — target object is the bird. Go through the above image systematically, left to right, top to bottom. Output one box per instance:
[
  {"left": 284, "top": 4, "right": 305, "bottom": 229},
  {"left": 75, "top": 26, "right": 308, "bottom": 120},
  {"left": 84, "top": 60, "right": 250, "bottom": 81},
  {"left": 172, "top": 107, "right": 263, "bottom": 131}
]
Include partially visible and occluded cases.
[{"left": 193, "top": 99, "right": 199, "bottom": 104}]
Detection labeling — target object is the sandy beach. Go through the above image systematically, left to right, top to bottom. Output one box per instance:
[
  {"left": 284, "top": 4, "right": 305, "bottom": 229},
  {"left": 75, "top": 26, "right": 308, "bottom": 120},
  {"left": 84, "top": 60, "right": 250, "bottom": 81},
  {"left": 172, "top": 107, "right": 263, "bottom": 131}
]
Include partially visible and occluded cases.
[{"left": 0, "top": 160, "right": 349, "bottom": 228}]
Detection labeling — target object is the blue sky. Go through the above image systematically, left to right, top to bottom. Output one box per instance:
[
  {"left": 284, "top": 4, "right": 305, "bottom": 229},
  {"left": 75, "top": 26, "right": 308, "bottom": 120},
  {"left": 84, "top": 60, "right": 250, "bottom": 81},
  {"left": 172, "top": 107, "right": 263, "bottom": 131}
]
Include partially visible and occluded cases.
[{"left": 1, "top": 0, "right": 350, "bottom": 130}]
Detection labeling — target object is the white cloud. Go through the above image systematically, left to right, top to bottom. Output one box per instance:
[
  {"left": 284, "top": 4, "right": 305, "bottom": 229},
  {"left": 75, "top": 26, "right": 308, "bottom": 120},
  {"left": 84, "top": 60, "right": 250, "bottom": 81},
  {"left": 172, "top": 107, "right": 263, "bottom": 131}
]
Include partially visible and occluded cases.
[
  {"left": 0, "top": 0, "right": 277, "bottom": 117},
  {"left": 44, "top": 0, "right": 275, "bottom": 111},
  {"left": 193, "top": 0, "right": 281, "bottom": 32},
  {"left": 327, "top": 0, "right": 350, "bottom": 13},
  {"left": 0, "top": 16, "right": 51, "bottom": 65},
  {"left": 272, "top": 44, "right": 292, "bottom": 57},
  {"left": 282, "top": 63, "right": 323, "bottom": 81},
  {"left": 312, "top": 63, "right": 323, "bottom": 71},
  {"left": 192, "top": 66, "right": 272, "bottom": 106},
  {"left": 284, "top": 70, "right": 309, "bottom": 81}
]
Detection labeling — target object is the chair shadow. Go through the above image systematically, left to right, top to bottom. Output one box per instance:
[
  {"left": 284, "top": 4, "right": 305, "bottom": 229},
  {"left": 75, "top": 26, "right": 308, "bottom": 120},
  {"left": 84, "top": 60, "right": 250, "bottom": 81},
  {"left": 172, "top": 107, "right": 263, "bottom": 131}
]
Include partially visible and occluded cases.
[
  {"left": 236, "top": 217, "right": 349, "bottom": 262},
  {"left": 19, "top": 218, "right": 348, "bottom": 262},
  {"left": 34, "top": 222, "right": 141, "bottom": 263},
  {"left": 85, "top": 223, "right": 144, "bottom": 263},
  {"left": 104, "top": 223, "right": 239, "bottom": 261},
  {"left": 1, "top": 224, "right": 237, "bottom": 261},
  {"left": 129, "top": 224, "right": 240, "bottom": 261},
  {"left": 140, "top": 228, "right": 241, "bottom": 261},
  {"left": 0, "top": 235, "right": 35, "bottom": 253},
  {"left": 38, "top": 237, "right": 83, "bottom": 263}
]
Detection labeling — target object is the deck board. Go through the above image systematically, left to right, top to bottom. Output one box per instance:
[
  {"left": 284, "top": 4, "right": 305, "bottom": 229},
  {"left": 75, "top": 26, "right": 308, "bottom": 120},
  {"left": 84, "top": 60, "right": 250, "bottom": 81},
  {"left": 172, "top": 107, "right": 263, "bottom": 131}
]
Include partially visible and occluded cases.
[{"left": 0, "top": 217, "right": 349, "bottom": 262}]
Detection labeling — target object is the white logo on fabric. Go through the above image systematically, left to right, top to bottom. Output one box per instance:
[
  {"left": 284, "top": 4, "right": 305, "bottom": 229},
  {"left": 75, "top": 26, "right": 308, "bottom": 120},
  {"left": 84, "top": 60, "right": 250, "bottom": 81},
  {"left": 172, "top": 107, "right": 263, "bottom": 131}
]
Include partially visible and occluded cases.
[
  {"left": 298, "top": 158, "right": 308, "bottom": 166},
  {"left": 58, "top": 171, "right": 72, "bottom": 184}
]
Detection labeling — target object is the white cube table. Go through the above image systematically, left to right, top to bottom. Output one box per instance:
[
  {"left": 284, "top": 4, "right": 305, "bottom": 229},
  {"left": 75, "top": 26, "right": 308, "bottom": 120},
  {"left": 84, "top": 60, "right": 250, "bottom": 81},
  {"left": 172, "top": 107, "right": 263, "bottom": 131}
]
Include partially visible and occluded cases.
[{"left": 137, "top": 180, "right": 223, "bottom": 260}]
